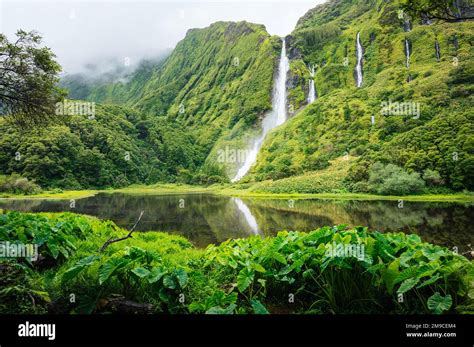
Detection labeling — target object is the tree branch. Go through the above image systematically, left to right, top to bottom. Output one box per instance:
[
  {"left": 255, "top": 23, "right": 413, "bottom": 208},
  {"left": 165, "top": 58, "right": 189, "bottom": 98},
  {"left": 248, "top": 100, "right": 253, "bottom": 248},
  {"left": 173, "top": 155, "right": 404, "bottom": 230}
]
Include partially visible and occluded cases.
[{"left": 100, "top": 211, "right": 144, "bottom": 252}]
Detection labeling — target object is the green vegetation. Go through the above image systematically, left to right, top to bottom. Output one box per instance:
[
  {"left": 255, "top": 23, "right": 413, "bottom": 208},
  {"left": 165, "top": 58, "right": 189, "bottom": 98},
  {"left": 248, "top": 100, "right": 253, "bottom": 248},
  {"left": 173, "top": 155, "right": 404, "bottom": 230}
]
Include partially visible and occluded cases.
[
  {"left": 250, "top": 0, "right": 473, "bottom": 194},
  {"left": 401, "top": 0, "right": 474, "bottom": 23},
  {"left": 62, "top": 21, "right": 279, "bottom": 180},
  {"left": 0, "top": 30, "right": 65, "bottom": 126},
  {"left": 0, "top": 104, "right": 208, "bottom": 189},
  {"left": 248, "top": 156, "right": 350, "bottom": 194},
  {"left": 363, "top": 162, "right": 425, "bottom": 195},
  {"left": 0, "top": 174, "right": 41, "bottom": 195},
  {"left": 1, "top": 211, "right": 472, "bottom": 314}
]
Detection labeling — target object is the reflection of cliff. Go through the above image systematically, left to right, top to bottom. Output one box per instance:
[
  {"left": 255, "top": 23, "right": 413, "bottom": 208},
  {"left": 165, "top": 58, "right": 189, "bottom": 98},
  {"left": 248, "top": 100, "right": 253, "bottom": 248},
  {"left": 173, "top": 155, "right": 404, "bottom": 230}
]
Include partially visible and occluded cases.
[
  {"left": 90, "top": 193, "right": 254, "bottom": 247},
  {"left": 0, "top": 194, "right": 261, "bottom": 248},
  {"left": 246, "top": 200, "right": 333, "bottom": 236}
]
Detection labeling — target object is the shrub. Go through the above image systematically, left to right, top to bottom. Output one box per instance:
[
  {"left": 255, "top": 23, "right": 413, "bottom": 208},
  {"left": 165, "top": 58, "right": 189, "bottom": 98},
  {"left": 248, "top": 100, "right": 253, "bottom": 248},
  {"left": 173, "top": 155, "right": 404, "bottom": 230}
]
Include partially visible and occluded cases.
[
  {"left": 367, "top": 163, "right": 425, "bottom": 195},
  {"left": 0, "top": 174, "right": 41, "bottom": 195}
]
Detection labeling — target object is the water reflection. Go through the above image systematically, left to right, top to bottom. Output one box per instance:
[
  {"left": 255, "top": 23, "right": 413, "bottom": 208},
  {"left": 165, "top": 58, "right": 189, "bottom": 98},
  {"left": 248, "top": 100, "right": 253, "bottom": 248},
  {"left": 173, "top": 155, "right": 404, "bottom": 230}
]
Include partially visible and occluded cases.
[
  {"left": 0, "top": 193, "right": 472, "bottom": 251},
  {"left": 233, "top": 198, "right": 260, "bottom": 235}
]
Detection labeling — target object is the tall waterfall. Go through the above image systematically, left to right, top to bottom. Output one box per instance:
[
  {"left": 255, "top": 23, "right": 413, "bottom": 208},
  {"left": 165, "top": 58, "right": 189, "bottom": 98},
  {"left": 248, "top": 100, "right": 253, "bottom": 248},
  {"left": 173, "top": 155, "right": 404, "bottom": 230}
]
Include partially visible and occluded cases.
[
  {"left": 355, "top": 32, "right": 363, "bottom": 88},
  {"left": 404, "top": 38, "right": 411, "bottom": 68},
  {"left": 232, "top": 39, "right": 289, "bottom": 182},
  {"left": 307, "top": 65, "right": 316, "bottom": 104}
]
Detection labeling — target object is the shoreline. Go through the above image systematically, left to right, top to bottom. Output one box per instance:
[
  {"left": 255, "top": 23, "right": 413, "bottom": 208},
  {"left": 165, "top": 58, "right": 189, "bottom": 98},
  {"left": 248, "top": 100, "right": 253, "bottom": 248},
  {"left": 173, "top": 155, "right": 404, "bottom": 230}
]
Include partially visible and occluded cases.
[{"left": 1, "top": 183, "right": 473, "bottom": 203}]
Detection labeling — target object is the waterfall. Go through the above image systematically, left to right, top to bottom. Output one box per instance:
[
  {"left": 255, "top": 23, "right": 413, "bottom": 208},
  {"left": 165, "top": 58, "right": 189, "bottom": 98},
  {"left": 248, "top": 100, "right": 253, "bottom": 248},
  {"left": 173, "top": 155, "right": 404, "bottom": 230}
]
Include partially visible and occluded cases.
[
  {"left": 403, "top": 19, "right": 411, "bottom": 32},
  {"left": 355, "top": 32, "right": 363, "bottom": 88},
  {"left": 232, "top": 38, "right": 289, "bottom": 182},
  {"left": 404, "top": 38, "right": 411, "bottom": 68},
  {"left": 435, "top": 40, "right": 441, "bottom": 62},
  {"left": 307, "top": 64, "right": 316, "bottom": 104},
  {"left": 233, "top": 198, "right": 260, "bottom": 235}
]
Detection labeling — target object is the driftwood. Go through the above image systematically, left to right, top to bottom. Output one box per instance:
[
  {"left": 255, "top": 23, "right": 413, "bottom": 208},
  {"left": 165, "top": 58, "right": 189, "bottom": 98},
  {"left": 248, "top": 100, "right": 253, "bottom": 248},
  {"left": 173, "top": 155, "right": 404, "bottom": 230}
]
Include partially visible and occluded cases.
[
  {"left": 100, "top": 211, "right": 144, "bottom": 252},
  {"left": 98, "top": 294, "right": 154, "bottom": 314}
]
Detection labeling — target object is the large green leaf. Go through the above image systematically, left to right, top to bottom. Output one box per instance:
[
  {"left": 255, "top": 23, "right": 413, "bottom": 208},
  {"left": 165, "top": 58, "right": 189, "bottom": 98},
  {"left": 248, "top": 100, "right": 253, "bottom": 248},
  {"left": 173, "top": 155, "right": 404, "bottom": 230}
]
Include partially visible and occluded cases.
[
  {"left": 47, "top": 240, "right": 60, "bottom": 259},
  {"left": 62, "top": 255, "right": 100, "bottom": 283},
  {"left": 99, "top": 258, "right": 126, "bottom": 284},
  {"left": 381, "top": 259, "right": 400, "bottom": 294},
  {"left": 251, "top": 263, "right": 266, "bottom": 273},
  {"left": 132, "top": 267, "right": 151, "bottom": 278},
  {"left": 148, "top": 267, "right": 166, "bottom": 284},
  {"left": 175, "top": 268, "right": 188, "bottom": 288},
  {"left": 237, "top": 268, "right": 254, "bottom": 292},
  {"left": 416, "top": 274, "right": 442, "bottom": 289},
  {"left": 163, "top": 275, "right": 176, "bottom": 289},
  {"left": 397, "top": 277, "right": 420, "bottom": 294},
  {"left": 427, "top": 292, "right": 452, "bottom": 314},
  {"left": 251, "top": 299, "right": 269, "bottom": 314}
]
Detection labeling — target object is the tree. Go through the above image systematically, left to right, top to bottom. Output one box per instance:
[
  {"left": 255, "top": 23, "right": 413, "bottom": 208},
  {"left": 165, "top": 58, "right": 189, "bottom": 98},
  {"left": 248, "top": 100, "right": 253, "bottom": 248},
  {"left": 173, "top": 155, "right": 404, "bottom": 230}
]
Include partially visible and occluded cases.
[
  {"left": 401, "top": 0, "right": 474, "bottom": 22},
  {"left": 0, "top": 30, "right": 65, "bottom": 126},
  {"left": 423, "top": 169, "right": 443, "bottom": 186}
]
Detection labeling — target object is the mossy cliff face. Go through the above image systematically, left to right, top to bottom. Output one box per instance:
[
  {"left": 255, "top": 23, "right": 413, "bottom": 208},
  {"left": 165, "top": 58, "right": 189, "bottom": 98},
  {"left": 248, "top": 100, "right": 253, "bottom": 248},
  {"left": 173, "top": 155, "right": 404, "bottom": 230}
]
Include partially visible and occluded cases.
[
  {"left": 250, "top": 0, "right": 473, "bottom": 191},
  {"left": 2, "top": 21, "right": 280, "bottom": 187},
  {"left": 62, "top": 21, "right": 280, "bottom": 180}
]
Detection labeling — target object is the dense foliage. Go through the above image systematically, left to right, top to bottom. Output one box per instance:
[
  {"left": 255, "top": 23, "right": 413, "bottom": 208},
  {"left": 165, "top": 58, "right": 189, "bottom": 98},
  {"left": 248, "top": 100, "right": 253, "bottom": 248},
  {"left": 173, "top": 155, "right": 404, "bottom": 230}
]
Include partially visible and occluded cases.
[
  {"left": 250, "top": 0, "right": 473, "bottom": 193},
  {"left": 401, "top": 0, "right": 474, "bottom": 23},
  {"left": 63, "top": 21, "right": 279, "bottom": 179},
  {"left": 0, "top": 30, "right": 65, "bottom": 126},
  {"left": 0, "top": 104, "right": 210, "bottom": 189},
  {"left": 0, "top": 212, "right": 472, "bottom": 314}
]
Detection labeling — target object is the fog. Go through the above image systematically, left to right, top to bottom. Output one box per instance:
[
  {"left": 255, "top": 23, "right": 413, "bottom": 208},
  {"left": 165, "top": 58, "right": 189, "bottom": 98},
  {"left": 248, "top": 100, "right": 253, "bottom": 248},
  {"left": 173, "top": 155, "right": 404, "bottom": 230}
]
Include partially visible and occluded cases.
[{"left": 0, "top": 0, "right": 324, "bottom": 74}]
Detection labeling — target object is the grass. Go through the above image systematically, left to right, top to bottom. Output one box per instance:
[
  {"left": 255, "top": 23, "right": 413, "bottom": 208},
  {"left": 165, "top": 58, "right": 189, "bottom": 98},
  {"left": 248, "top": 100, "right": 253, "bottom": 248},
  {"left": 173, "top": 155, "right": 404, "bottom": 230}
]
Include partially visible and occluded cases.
[
  {"left": 1, "top": 182, "right": 473, "bottom": 203},
  {"left": 216, "top": 189, "right": 474, "bottom": 202},
  {"left": 0, "top": 190, "right": 99, "bottom": 200}
]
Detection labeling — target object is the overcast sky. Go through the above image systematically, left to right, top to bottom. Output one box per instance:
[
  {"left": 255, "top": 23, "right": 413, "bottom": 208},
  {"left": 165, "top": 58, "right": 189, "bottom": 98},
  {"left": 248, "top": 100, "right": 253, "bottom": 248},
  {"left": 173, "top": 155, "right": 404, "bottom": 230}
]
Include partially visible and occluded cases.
[{"left": 0, "top": 0, "right": 325, "bottom": 74}]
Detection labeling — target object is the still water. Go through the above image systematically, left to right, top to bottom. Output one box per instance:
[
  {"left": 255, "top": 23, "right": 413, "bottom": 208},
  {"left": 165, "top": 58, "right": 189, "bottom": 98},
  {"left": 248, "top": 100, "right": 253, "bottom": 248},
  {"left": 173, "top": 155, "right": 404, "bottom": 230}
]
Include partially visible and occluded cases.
[{"left": 0, "top": 193, "right": 472, "bottom": 252}]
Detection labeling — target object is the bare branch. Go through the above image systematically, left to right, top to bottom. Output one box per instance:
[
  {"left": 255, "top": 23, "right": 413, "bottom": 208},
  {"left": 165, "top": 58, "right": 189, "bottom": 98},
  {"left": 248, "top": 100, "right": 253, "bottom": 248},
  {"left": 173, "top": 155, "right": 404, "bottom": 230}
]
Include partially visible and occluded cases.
[{"left": 100, "top": 211, "right": 144, "bottom": 252}]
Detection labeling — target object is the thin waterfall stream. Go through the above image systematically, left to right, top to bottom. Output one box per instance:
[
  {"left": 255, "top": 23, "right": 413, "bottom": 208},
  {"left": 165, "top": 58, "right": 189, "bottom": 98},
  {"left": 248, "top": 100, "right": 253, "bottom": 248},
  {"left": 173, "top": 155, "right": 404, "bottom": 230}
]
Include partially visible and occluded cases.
[
  {"left": 355, "top": 32, "right": 363, "bottom": 87},
  {"left": 307, "top": 64, "right": 316, "bottom": 104}
]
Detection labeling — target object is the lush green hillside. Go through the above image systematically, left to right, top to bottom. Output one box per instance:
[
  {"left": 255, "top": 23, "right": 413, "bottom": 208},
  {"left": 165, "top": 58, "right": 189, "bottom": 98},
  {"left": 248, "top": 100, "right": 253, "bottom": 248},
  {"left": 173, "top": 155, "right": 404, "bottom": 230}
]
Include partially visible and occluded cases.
[
  {"left": 248, "top": 0, "right": 473, "bottom": 193},
  {"left": 1, "top": 21, "right": 280, "bottom": 189},
  {"left": 134, "top": 21, "right": 280, "bottom": 179},
  {"left": 60, "top": 57, "right": 168, "bottom": 105},
  {"left": 0, "top": 104, "right": 207, "bottom": 189}
]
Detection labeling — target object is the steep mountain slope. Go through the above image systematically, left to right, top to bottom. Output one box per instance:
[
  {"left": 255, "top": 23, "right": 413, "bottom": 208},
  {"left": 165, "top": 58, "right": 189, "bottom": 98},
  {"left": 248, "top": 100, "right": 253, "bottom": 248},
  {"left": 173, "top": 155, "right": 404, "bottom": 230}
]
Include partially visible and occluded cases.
[
  {"left": 249, "top": 0, "right": 473, "bottom": 192},
  {"left": 62, "top": 21, "right": 280, "bottom": 178},
  {"left": 60, "top": 56, "right": 168, "bottom": 105}
]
